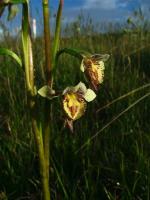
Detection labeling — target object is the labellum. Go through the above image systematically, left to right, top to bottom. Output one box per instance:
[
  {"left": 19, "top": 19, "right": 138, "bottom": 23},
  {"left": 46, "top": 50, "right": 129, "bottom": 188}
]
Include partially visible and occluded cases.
[{"left": 63, "top": 92, "right": 86, "bottom": 132}]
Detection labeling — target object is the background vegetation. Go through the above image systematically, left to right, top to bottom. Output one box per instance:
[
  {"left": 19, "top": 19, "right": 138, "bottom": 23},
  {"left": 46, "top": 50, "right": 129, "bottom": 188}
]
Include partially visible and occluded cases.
[{"left": 0, "top": 9, "right": 150, "bottom": 200}]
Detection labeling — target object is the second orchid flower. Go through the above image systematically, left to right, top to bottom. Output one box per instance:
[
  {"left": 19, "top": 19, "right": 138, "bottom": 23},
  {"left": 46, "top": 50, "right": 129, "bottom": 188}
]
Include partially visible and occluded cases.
[{"left": 80, "top": 54, "right": 109, "bottom": 91}]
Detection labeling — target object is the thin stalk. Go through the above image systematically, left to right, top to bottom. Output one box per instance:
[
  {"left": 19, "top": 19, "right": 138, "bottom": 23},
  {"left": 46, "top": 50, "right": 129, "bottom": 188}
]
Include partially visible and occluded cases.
[
  {"left": 42, "top": 0, "right": 51, "bottom": 187},
  {"left": 42, "top": 0, "right": 51, "bottom": 85},
  {"left": 41, "top": 1, "right": 65, "bottom": 198},
  {"left": 53, "top": 47, "right": 87, "bottom": 78},
  {"left": 56, "top": 48, "right": 87, "bottom": 61},
  {"left": 96, "top": 83, "right": 150, "bottom": 113},
  {"left": 43, "top": 102, "right": 50, "bottom": 181},
  {"left": 32, "top": 119, "right": 50, "bottom": 200}
]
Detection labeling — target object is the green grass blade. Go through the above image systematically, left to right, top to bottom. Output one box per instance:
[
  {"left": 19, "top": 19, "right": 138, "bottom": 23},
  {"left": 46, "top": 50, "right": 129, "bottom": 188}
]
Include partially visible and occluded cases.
[
  {"left": 9, "top": 0, "right": 26, "bottom": 3},
  {"left": 52, "top": 0, "right": 63, "bottom": 70},
  {"left": 0, "top": 47, "right": 22, "bottom": 67},
  {"left": 97, "top": 83, "right": 150, "bottom": 113},
  {"left": 76, "top": 92, "right": 150, "bottom": 154},
  {"left": 52, "top": 158, "right": 69, "bottom": 199}
]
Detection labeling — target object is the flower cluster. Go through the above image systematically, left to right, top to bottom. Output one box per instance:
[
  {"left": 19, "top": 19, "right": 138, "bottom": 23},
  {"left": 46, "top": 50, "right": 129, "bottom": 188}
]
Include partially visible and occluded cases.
[
  {"left": 38, "top": 53, "right": 109, "bottom": 131},
  {"left": 62, "top": 54, "right": 109, "bottom": 131}
]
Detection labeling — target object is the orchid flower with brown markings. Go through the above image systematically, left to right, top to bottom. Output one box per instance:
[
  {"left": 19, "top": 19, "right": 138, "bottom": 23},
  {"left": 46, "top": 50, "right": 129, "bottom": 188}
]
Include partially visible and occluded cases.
[
  {"left": 80, "top": 54, "right": 110, "bottom": 91},
  {"left": 63, "top": 82, "right": 96, "bottom": 132}
]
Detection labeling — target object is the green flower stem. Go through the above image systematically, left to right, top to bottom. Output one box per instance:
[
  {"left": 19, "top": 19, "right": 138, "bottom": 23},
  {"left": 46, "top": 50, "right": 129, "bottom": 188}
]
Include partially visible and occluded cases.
[
  {"left": 42, "top": 0, "right": 52, "bottom": 196},
  {"left": 42, "top": 0, "right": 51, "bottom": 86},
  {"left": 42, "top": 1, "right": 64, "bottom": 185},
  {"left": 43, "top": 3, "right": 64, "bottom": 185},
  {"left": 53, "top": 48, "right": 89, "bottom": 78},
  {"left": 56, "top": 48, "right": 90, "bottom": 61},
  {"left": 43, "top": 101, "right": 51, "bottom": 180},
  {"left": 32, "top": 119, "right": 50, "bottom": 200}
]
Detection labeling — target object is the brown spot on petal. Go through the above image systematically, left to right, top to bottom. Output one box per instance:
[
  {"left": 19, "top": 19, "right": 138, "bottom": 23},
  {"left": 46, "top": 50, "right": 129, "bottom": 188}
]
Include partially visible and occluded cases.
[
  {"left": 83, "top": 57, "right": 105, "bottom": 91},
  {"left": 85, "top": 66, "right": 99, "bottom": 91},
  {"left": 70, "top": 105, "right": 78, "bottom": 118}
]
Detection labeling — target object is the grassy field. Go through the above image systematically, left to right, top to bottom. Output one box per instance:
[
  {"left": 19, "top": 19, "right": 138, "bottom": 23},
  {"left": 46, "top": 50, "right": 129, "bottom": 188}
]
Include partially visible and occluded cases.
[{"left": 0, "top": 19, "right": 150, "bottom": 199}]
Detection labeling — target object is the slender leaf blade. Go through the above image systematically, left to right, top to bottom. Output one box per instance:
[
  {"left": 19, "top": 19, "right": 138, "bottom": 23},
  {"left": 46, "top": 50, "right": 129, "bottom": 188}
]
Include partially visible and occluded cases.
[{"left": 0, "top": 48, "right": 22, "bottom": 67}]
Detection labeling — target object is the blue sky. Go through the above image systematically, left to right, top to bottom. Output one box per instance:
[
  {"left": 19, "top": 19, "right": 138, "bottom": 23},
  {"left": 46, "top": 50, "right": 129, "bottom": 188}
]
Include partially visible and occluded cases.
[
  {"left": 0, "top": 0, "right": 149, "bottom": 35},
  {"left": 30, "top": 0, "right": 149, "bottom": 23}
]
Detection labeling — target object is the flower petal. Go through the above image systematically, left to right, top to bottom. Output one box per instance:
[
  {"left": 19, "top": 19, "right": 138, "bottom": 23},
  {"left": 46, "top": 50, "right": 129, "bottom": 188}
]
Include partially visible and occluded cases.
[
  {"left": 91, "top": 54, "right": 110, "bottom": 62},
  {"left": 97, "top": 61, "right": 105, "bottom": 84},
  {"left": 98, "top": 61, "right": 105, "bottom": 70},
  {"left": 63, "top": 82, "right": 87, "bottom": 96},
  {"left": 74, "top": 82, "right": 87, "bottom": 94},
  {"left": 38, "top": 85, "right": 56, "bottom": 99},
  {"left": 63, "top": 86, "right": 75, "bottom": 95},
  {"left": 84, "top": 89, "right": 96, "bottom": 102}
]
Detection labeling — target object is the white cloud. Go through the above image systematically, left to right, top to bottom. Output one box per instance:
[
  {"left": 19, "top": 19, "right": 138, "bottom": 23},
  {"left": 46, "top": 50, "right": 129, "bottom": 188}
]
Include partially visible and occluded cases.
[
  {"left": 62, "top": 0, "right": 149, "bottom": 25},
  {"left": 83, "top": 0, "right": 118, "bottom": 10}
]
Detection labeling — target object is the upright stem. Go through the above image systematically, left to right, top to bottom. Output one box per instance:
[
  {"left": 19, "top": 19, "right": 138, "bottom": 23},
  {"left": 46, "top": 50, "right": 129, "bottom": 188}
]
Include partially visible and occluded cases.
[
  {"left": 42, "top": 0, "right": 51, "bottom": 186},
  {"left": 42, "top": 0, "right": 51, "bottom": 85},
  {"left": 42, "top": 1, "right": 63, "bottom": 199},
  {"left": 43, "top": 102, "right": 51, "bottom": 181},
  {"left": 32, "top": 119, "right": 50, "bottom": 200}
]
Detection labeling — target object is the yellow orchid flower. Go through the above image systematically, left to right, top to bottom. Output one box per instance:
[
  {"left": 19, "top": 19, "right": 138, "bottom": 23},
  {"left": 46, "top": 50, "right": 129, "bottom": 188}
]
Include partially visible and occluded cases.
[
  {"left": 80, "top": 54, "right": 109, "bottom": 91},
  {"left": 63, "top": 82, "right": 96, "bottom": 131}
]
